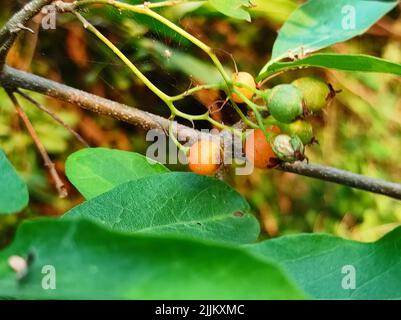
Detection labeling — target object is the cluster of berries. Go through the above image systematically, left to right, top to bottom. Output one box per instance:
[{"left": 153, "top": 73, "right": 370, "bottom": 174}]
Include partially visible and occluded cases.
[{"left": 188, "top": 72, "right": 333, "bottom": 175}]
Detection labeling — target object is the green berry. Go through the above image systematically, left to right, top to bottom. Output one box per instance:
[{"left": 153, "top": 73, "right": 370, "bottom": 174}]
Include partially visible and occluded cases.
[
  {"left": 292, "top": 77, "right": 331, "bottom": 112},
  {"left": 267, "top": 84, "right": 303, "bottom": 124},
  {"left": 284, "top": 120, "right": 314, "bottom": 145},
  {"left": 272, "top": 134, "right": 305, "bottom": 162}
]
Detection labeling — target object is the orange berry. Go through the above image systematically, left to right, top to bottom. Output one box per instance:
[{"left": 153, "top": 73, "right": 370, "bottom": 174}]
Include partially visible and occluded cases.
[
  {"left": 231, "top": 72, "right": 256, "bottom": 103},
  {"left": 244, "top": 127, "right": 280, "bottom": 169},
  {"left": 188, "top": 139, "right": 221, "bottom": 176}
]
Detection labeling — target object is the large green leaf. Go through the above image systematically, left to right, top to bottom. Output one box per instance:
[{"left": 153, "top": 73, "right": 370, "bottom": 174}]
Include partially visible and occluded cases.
[
  {"left": 208, "top": 0, "right": 251, "bottom": 21},
  {"left": 252, "top": 0, "right": 297, "bottom": 24},
  {"left": 260, "top": 0, "right": 398, "bottom": 75},
  {"left": 258, "top": 53, "right": 401, "bottom": 81},
  {"left": 65, "top": 148, "right": 169, "bottom": 199},
  {"left": 0, "top": 150, "right": 28, "bottom": 215},
  {"left": 65, "top": 172, "right": 260, "bottom": 244},
  {"left": 0, "top": 218, "right": 304, "bottom": 299},
  {"left": 247, "top": 227, "right": 401, "bottom": 299}
]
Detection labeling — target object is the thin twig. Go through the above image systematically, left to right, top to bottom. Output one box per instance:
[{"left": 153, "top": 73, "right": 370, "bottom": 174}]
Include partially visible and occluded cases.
[
  {"left": 0, "top": 0, "right": 54, "bottom": 65},
  {"left": 16, "top": 89, "right": 90, "bottom": 147},
  {"left": 6, "top": 91, "right": 68, "bottom": 198},
  {"left": 278, "top": 162, "right": 401, "bottom": 201}
]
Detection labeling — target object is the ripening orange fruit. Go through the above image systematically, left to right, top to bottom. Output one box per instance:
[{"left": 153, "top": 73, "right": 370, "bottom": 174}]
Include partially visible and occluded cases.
[
  {"left": 231, "top": 72, "right": 256, "bottom": 103},
  {"left": 244, "top": 126, "right": 280, "bottom": 169},
  {"left": 188, "top": 139, "right": 221, "bottom": 176}
]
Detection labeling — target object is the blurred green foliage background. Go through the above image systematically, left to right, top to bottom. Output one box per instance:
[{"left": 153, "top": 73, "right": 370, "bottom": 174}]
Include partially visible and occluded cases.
[{"left": 1, "top": 0, "right": 401, "bottom": 246}]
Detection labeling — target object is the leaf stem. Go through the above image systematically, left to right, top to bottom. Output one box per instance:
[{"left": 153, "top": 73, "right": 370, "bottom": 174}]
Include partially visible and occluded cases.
[
  {"left": 74, "top": 0, "right": 231, "bottom": 84},
  {"left": 75, "top": 0, "right": 196, "bottom": 10},
  {"left": 74, "top": 10, "right": 227, "bottom": 124},
  {"left": 74, "top": 11, "right": 172, "bottom": 104},
  {"left": 170, "top": 83, "right": 222, "bottom": 101},
  {"left": 231, "top": 88, "right": 272, "bottom": 140},
  {"left": 6, "top": 90, "right": 68, "bottom": 198},
  {"left": 230, "top": 102, "right": 258, "bottom": 129},
  {"left": 168, "top": 115, "right": 190, "bottom": 154},
  {"left": 207, "top": 116, "right": 244, "bottom": 138}
]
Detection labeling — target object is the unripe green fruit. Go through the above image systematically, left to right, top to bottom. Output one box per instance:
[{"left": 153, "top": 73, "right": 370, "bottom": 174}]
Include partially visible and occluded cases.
[
  {"left": 292, "top": 77, "right": 330, "bottom": 112},
  {"left": 267, "top": 84, "right": 303, "bottom": 124},
  {"left": 283, "top": 120, "right": 314, "bottom": 145},
  {"left": 272, "top": 134, "right": 305, "bottom": 162}
]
